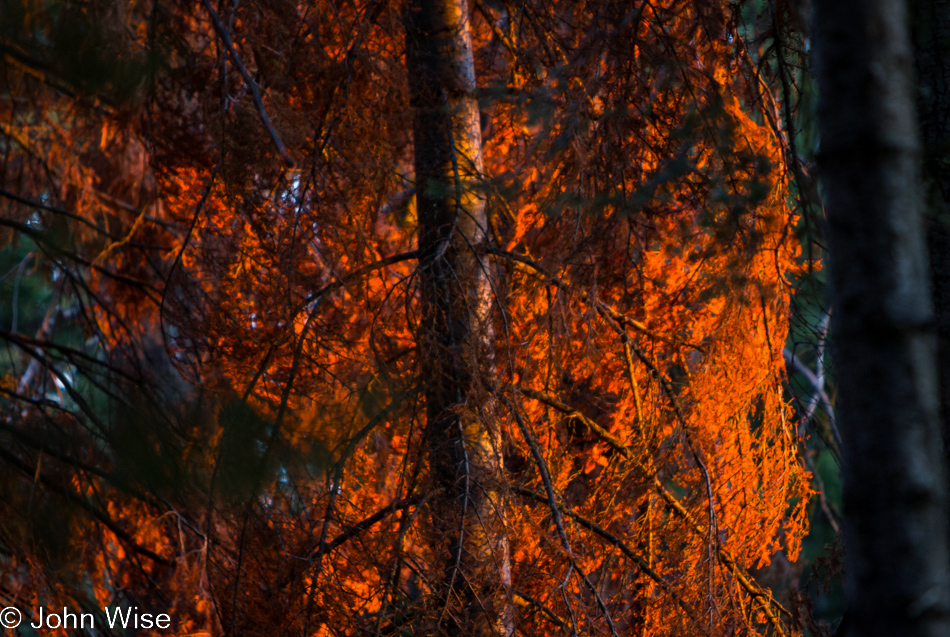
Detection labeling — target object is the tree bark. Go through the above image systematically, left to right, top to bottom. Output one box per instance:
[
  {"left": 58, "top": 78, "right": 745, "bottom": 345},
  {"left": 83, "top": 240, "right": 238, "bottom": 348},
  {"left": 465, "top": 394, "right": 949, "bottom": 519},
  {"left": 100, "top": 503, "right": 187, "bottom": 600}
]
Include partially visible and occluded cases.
[
  {"left": 404, "top": 0, "right": 512, "bottom": 634},
  {"left": 911, "top": 0, "right": 950, "bottom": 532},
  {"left": 814, "top": 1, "right": 950, "bottom": 635}
]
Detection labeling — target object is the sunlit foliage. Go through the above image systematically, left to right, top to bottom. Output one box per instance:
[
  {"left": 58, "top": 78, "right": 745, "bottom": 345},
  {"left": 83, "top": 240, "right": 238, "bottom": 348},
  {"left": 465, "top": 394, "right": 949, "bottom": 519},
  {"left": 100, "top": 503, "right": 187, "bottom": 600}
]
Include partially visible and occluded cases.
[{"left": 0, "top": 0, "right": 810, "bottom": 635}]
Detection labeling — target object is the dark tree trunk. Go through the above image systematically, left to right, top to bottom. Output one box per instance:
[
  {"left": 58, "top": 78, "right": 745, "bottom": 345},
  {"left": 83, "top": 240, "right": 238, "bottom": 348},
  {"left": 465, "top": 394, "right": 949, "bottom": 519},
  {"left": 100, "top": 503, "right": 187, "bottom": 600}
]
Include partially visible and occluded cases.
[
  {"left": 404, "top": 0, "right": 512, "bottom": 634},
  {"left": 814, "top": 0, "right": 950, "bottom": 635},
  {"left": 911, "top": 0, "right": 950, "bottom": 529}
]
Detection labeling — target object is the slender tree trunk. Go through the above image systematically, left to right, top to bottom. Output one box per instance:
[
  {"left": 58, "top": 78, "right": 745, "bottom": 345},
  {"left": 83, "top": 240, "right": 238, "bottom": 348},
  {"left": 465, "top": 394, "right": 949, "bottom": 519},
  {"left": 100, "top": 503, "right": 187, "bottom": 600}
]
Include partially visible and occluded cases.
[
  {"left": 911, "top": 0, "right": 950, "bottom": 530},
  {"left": 404, "top": 1, "right": 512, "bottom": 634},
  {"left": 814, "top": 1, "right": 950, "bottom": 635}
]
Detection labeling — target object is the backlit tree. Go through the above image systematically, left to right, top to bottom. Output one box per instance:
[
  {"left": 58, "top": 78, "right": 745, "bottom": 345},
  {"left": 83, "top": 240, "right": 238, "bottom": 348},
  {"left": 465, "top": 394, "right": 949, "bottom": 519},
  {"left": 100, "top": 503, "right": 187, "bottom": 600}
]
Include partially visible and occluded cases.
[{"left": 0, "top": 0, "right": 810, "bottom": 635}]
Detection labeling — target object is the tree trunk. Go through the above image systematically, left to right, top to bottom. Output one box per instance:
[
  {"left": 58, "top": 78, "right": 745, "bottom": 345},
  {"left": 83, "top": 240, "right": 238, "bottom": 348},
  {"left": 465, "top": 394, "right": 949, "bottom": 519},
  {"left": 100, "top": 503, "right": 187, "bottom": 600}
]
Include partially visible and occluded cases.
[
  {"left": 404, "top": 0, "right": 512, "bottom": 634},
  {"left": 911, "top": 0, "right": 950, "bottom": 532},
  {"left": 814, "top": 1, "right": 950, "bottom": 635}
]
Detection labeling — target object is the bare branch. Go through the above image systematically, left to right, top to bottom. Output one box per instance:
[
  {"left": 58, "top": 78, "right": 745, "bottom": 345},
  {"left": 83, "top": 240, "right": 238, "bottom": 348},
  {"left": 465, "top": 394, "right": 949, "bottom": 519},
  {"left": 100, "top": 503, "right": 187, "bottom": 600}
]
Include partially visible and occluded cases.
[{"left": 201, "top": 0, "right": 295, "bottom": 168}]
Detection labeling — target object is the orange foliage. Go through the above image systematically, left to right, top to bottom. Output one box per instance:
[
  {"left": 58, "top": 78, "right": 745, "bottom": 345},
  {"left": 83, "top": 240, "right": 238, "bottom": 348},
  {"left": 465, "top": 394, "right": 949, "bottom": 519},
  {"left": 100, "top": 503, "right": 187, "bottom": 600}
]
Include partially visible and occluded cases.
[{"left": 0, "top": 0, "right": 810, "bottom": 635}]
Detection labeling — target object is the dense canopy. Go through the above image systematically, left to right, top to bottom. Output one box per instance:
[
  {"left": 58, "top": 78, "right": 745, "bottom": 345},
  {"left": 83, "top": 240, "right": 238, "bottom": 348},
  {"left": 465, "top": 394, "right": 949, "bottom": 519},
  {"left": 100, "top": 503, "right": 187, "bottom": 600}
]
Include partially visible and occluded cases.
[{"left": 0, "top": 0, "right": 812, "bottom": 635}]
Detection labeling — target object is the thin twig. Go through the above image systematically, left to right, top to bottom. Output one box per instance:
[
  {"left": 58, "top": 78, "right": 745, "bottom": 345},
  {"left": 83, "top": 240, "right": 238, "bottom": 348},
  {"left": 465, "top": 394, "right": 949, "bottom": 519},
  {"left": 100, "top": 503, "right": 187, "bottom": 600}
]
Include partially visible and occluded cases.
[
  {"left": 201, "top": 0, "right": 295, "bottom": 167},
  {"left": 783, "top": 347, "right": 842, "bottom": 452},
  {"left": 516, "top": 385, "right": 791, "bottom": 637},
  {"left": 513, "top": 486, "right": 700, "bottom": 623}
]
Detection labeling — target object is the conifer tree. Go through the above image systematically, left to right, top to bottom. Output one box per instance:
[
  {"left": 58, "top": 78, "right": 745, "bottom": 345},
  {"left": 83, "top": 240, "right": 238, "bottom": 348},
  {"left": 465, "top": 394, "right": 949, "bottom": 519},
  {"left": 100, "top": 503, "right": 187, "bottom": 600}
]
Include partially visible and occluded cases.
[{"left": 0, "top": 1, "right": 811, "bottom": 634}]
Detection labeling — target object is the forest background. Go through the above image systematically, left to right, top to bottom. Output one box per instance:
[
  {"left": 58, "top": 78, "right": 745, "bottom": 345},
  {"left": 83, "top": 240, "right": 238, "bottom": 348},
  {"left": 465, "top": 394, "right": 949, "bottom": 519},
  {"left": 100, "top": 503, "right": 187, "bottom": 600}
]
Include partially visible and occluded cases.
[{"left": 0, "top": 0, "right": 933, "bottom": 635}]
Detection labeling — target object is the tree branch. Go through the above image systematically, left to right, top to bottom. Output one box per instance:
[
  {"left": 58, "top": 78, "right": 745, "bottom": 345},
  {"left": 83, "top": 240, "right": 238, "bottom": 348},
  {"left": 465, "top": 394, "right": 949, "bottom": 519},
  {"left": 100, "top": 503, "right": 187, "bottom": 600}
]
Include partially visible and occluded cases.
[{"left": 201, "top": 0, "right": 295, "bottom": 168}]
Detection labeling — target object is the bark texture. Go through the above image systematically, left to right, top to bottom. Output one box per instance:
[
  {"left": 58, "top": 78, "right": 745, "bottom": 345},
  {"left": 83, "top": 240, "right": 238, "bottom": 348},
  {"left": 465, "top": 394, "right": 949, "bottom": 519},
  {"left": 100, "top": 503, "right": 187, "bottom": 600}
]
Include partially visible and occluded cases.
[
  {"left": 404, "top": 0, "right": 512, "bottom": 634},
  {"left": 911, "top": 0, "right": 950, "bottom": 520},
  {"left": 814, "top": 1, "right": 950, "bottom": 635}
]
